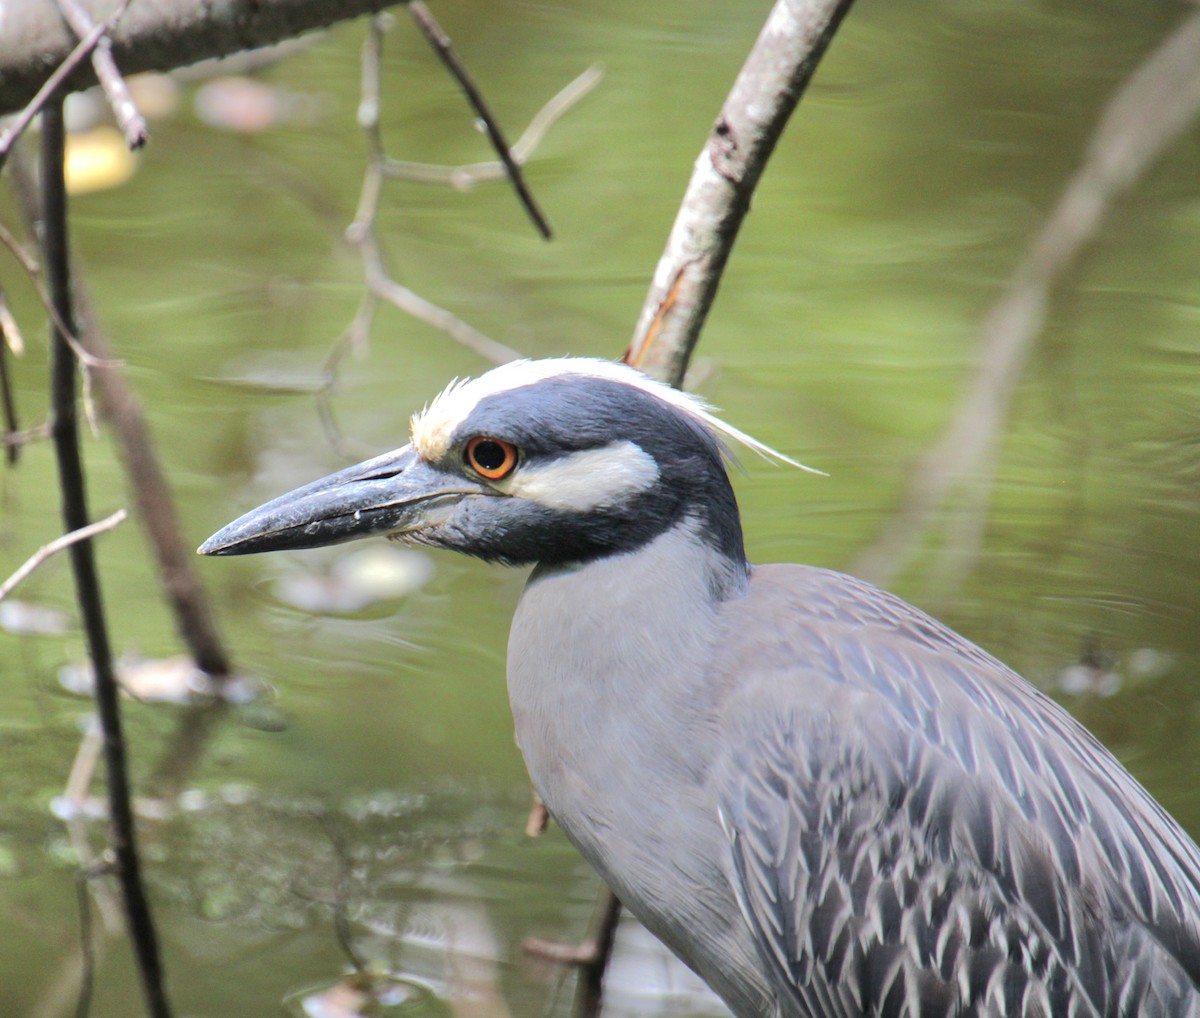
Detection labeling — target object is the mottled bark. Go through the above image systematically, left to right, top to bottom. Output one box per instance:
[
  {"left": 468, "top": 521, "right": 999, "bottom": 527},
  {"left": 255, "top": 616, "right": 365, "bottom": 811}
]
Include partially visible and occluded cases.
[{"left": 0, "top": 0, "right": 405, "bottom": 117}]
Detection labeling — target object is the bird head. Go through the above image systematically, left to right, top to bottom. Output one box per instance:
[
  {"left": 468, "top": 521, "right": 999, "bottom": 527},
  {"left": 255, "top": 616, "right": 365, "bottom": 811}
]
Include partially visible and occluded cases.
[{"left": 199, "top": 358, "right": 809, "bottom": 568}]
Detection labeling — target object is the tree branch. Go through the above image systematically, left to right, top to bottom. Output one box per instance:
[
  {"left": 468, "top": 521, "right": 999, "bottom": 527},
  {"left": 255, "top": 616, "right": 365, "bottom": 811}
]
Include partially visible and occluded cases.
[
  {"left": 0, "top": 0, "right": 407, "bottom": 117},
  {"left": 55, "top": 0, "right": 149, "bottom": 149},
  {"left": 626, "top": 0, "right": 855, "bottom": 386},
  {"left": 408, "top": 1, "right": 553, "bottom": 238},
  {"left": 850, "top": 6, "right": 1200, "bottom": 589},
  {"left": 0, "top": 13, "right": 118, "bottom": 168},
  {"left": 42, "top": 99, "right": 174, "bottom": 1018},
  {"left": 8, "top": 145, "right": 236, "bottom": 682},
  {"left": 0, "top": 510, "right": 127, "bottom": 603}
]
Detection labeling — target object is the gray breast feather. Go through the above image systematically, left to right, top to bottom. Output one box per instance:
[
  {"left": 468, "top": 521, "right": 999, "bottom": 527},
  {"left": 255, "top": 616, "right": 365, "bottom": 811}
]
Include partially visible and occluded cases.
[{"left": 713, "top": 564, "right": 1200, "bottom": 1018}]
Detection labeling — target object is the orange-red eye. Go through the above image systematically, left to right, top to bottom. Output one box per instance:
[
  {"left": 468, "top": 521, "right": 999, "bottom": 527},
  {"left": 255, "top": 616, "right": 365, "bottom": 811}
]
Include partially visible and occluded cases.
[{"left": 465, "top": 436, "right": 518, "bottom": 480}]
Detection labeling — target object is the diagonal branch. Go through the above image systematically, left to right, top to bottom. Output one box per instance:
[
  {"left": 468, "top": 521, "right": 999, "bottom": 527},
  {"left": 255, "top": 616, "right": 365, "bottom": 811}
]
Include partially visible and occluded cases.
[
  {"left": 0, "top": 0, "right": 408, "bottom": 118},
  {"left": 55, "top": 0, "right": 149, "bottom": 149},
  {"left": 626, "top": 0, "right": 856, "bottom": 387},
  {"left": 408, "top": 1, "right": 553, "bottom": 238},
  {"left": 850, "top": 7, "right": 1200, "bottom": 589},
  {"left": 0, "top": 10, "right": 122, "bottom": 170},
  {"left": 319, "top": 13, "right": 524, "bottom": 449},
  {"left": 382, "top": 63, "right": 603, "bottom": 187},
  {"left": 41, "top": 99, "right": 174, "bottom": 1018},
  {"left": 0, "top": 510, "right": 127, "bottom": 603}
]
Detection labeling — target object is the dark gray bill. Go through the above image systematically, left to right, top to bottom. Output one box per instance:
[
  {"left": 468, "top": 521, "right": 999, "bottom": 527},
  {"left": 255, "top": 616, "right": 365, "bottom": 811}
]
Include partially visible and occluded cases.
[{"left": 198, "top": 445, "right": 489, "bottom": 556}]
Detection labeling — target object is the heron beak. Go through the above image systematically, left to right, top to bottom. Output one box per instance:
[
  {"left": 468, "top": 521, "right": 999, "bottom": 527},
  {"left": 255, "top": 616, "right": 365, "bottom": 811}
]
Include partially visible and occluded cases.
[{"left": 198, "top": 444, "right": 489, "bottom": 556}]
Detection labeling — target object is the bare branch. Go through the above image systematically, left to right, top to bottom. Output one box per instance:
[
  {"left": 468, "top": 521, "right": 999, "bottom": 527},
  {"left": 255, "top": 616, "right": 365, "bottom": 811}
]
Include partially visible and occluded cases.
[
  {"left": 0, "top": 0, "right": 408, "bottom": 118},
  {"left": 55, "top": 0, "right": 149, "bottom": 149},
  {"left": 626, "top": 0, "right": 855, "bottom": 386},
  {"left": 408, "top": 1, "right": 553, "bottom": 238},
  {"left": 851, "top": 6, "right": 1200, "bottom": 589},
  {"left": 0, "top": 13, "right": 119, "bottom": 169},
  {"left": 320, "top": 14, "right": 520, "bottom": 432},
  {"left": 323, "top": 26, "right": 601, "bottom": 430},
  {"left": 382, "top": 63, "right": 603, "bottom": 187},
  {"left": 41, "top": 100, "right": 174, "bottom": 1018},
  {"left": 9, "top": 144, "right": 235, "bottom": 682},
  {"left": 0, "top": 177, "right": 113, "bottom": 372},
  {"left": 0, "top": 219, "right": 41, "bottom": 278},
  {"left": 371, "top": 270, "right": 522, "bottom": 362},
  {"left": 0, "top": 285, "right": 27, "bottom": 356},
  {"left": 0, "top": 287, "right": 21, "bottom": 465},
  {"left": 1, "top": 421, "right": 53, "bottom": 451},
  {"left": 0, "top": 509, "right": 127, "bottom": 602},
  {"left": 73, "top": 868, "right": 99, "bottom": 1018},
  {"left": 523, "top": 886, "right": 621, "bottom": 1018}
]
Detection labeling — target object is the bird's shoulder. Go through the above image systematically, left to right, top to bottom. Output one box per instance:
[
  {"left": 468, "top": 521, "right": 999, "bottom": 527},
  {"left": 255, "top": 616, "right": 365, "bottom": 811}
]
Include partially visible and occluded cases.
[{"left": 708, "top": 563, "right": 1200, "bottom": 1017}]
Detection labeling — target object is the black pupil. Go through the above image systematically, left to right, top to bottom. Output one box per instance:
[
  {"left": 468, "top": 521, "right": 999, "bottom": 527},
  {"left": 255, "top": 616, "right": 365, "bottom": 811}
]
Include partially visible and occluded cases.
[{"left": 473, "top": 440, "right": 507, "bottom": 471}]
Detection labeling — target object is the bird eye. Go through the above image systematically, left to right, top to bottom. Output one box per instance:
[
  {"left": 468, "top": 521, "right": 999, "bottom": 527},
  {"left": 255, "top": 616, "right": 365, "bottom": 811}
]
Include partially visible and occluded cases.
[{"left": 465, "top": 436, "right": 518, "bottom": 480}]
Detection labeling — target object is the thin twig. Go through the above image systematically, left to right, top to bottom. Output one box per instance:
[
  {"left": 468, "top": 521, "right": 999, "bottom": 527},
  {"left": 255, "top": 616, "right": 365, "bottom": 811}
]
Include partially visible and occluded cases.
[
  {"left": 0, "top": 0, "right": 131, "bottom": 169},
  {"left": 55, "top": 0, "right": 149, "bottom": 149},
  {"left": 625, "top": 0, "right": 856, "bottom": 386},
  {"left": 408, "top": 2, "right": 553, "bottom": 238},
  {"left": 319, "top": 15, "right": 520, "bottom": 444},
  {"left": 350, "top": 19, "right": 519, "bottom": 361},
  {"left": 323, "top": 21, "right": 598, "bottom": 417},
  {"left": 383, "top": 64, "right": 604, "bottom": 187},
  {"left": 42, "top": 100, "right": 173, "bottom": 1018},
  {"left": 9, "top": 143, "right": 235, "bottom": 682},
  {"left": 0, "top": 191, "right": 112, "bottom": 372},
  {"left": 0, "top": 219, "right": 40, "bottom": 278},
  {"left": 372, "top": 270, "right": 521, "bottom": 362},
  {"left": 0, "top": 285, "right": 26, "bottom": 356},
  {"left": 0, "top": 288, "right": 20, "bottom": 465},
  {"left": 1, "top": 420, "right": 53, "bottom": 450},
  {"left": 0, "top": 509, "right": 127, "bottom": 602},
  {"left": 63, "top": 719, "right": 124, "bottom": 934},
  {"left": 74, "top": 868, "right": 98, "bottom": 1018},
  {"left": 523, "top": 888, "right": 619, "bottom": 967}
]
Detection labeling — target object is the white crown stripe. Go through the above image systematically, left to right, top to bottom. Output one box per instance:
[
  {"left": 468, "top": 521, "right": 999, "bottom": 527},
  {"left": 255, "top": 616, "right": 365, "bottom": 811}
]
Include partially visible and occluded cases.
[{"left": 409, "top": 358, "right": 823, "bottom": 475}]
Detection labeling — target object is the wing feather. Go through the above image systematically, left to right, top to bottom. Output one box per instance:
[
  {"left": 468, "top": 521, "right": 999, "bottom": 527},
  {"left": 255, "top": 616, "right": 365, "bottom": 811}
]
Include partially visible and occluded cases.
[{"left": 713, "top": 564, "right": 1200, "bottom": 1018}]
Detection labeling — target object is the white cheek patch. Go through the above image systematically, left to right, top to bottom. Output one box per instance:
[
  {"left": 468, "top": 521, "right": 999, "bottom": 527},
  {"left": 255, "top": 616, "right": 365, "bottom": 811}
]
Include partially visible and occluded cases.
[{"left": 497, "top": 441, "right": 659, "bottom": 512}]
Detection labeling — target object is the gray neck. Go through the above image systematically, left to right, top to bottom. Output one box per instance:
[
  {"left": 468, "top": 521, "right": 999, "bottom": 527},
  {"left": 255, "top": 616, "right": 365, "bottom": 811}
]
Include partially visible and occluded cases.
[
  {"left": 507, "top": 517, "right": 747, "bottom": 805},
  {"left": 506, "top": 519, "right": 767, "bottom": 1011}
]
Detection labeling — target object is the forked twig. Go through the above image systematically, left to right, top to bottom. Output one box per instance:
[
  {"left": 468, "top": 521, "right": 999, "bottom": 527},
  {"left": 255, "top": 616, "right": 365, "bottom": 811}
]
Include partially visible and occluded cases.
[
  {"left": 0, "top": 0, "right": 132, "bottom": 169},
  {"left": 55, "top": 0, "right": 149, "bottom": 149},
  {"left": 408, "top": 1, "right": 553, "bottom": 238},
  {"left": 319, "top": 15, "right": 530, "bottom": 446},
  {"left": 383, "top": 64, "right": 603, "bottom": 187}
]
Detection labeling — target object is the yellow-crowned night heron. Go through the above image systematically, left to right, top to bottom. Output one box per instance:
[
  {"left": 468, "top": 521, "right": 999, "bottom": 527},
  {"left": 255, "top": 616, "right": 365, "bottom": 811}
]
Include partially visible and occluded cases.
[{"left": 201, "top": 358, "right": 1200, "bottom": 1018}]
